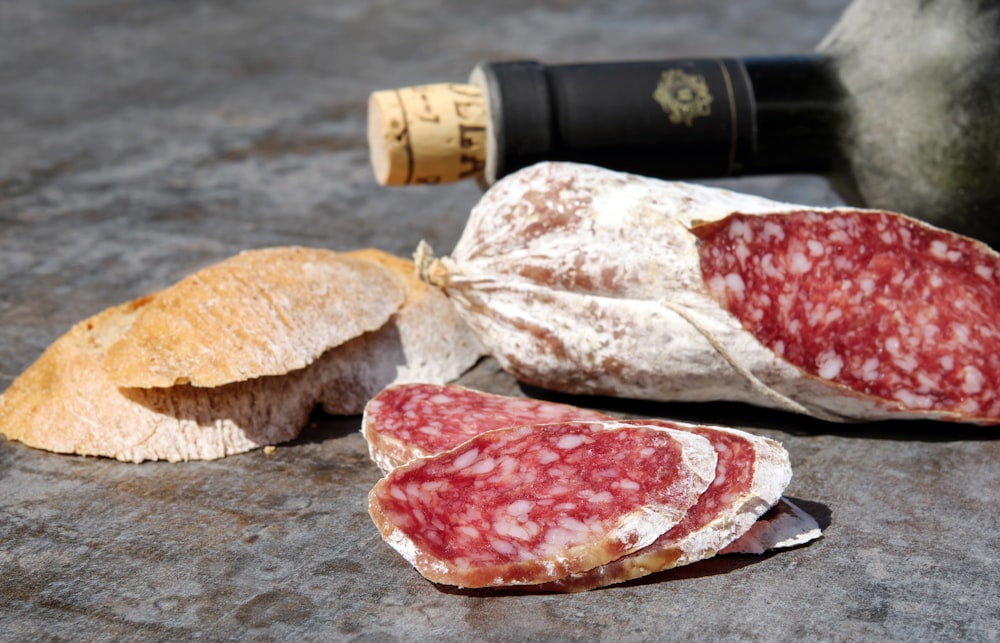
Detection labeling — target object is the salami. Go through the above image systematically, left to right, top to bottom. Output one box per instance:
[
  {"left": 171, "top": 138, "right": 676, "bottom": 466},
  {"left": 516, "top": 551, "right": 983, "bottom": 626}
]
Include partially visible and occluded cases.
[
  {"left": 419, "top": 161, "right": 1000, "bottom": 424},
  {"left": 696, "top": 210, "right": 1000, "bottom": 420},
  {"left": 362, "top": 383, "right": 613, "bottom": 472},
  {"left": 368, "top": 420, "right": 718, "bottom": 588},
  {"left": 535, "top": 420, "right": 791, "bottom": 592},
  {"left": 720, "top": 497, "right": 822, "bottom": 555}
]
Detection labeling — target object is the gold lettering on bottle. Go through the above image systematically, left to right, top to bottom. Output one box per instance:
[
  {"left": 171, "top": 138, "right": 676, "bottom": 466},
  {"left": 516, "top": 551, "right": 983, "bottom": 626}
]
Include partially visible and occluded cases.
[{"left": 653, "top": 68, "right": 713, "bottom": 127}]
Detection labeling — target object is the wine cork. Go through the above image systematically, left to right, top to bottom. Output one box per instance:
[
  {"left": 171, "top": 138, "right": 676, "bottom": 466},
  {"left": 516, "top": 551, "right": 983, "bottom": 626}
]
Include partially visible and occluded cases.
[{"left": 367, "top": 83, "right": 487, "bottom": 186}]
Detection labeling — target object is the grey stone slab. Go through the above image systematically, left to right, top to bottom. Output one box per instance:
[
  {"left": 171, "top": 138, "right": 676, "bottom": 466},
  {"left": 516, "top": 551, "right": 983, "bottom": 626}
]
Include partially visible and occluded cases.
[{"left": 1, "top": 0, "right": 998, "bottom": 641}]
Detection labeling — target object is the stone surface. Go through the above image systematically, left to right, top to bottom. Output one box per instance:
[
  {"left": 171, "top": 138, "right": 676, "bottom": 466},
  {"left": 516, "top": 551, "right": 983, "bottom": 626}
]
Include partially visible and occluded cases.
[{"left": 1, "top": 0, "right": 998, "bottom": 640}]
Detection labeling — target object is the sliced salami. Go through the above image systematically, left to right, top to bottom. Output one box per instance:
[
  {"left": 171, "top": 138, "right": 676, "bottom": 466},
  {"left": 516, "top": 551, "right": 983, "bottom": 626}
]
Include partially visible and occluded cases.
[
  {"left": 419, "top": 161, "right": 1000, "bottom": 424},
  {"left": 362, "top": 383, "right": 613, "bottom": 472},
  {"left": 368, "top": 420, "right": 717, "bottom": 588},
  {"left": 535, "top": 420, "right": 791, "bottom": 592},
  {"left": 719, "top": 497, "right": 822, "bottom": 555}
]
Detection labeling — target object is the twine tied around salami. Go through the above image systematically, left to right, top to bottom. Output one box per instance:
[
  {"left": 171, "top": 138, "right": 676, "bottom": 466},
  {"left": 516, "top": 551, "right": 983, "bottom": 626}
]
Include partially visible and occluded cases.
[{"left": 416, "top": 161, "right": 1000, "bottom": 425}]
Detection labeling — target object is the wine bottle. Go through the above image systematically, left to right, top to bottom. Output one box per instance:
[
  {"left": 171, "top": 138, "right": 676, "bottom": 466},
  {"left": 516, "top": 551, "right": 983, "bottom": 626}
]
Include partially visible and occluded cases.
[
  {"left": 367, "top": 0, "right": 1000, "bottom": 242},
  {"left": 367, "top": 57, "right": 841, "bottom": 183}
]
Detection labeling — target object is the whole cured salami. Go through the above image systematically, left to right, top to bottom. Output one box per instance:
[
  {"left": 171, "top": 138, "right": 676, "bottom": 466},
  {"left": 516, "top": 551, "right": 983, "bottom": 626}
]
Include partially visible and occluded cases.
[
  {"left": 419, "top": 161, "right": 1000, "bottom": 424},
  {"left": 368, "top": 420, "right": 718, "bottom": 588}
]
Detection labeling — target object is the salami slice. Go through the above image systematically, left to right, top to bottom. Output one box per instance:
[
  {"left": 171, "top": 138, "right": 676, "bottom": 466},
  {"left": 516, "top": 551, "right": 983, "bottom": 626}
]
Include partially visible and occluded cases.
[
  {"left": 419, "top": 161, "right": 1000, "bottom": 424},
  {"left": 362, "top": 383, "right": 613, "bottom": 472},
  {"left": 368, "top": 420, "right": 717, "bottom": 588},
  {"left": 535, "top": 420, "right": 791, "bottom": 592},
  {"left": 719, "top": 497, "right": 822, "bottom": 555}
]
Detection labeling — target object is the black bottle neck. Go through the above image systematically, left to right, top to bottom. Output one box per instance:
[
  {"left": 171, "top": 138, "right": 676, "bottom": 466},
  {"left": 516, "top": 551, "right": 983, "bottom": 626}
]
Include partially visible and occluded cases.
[{"left": 476, "top": 55, "right": 847, "bottom": 183}]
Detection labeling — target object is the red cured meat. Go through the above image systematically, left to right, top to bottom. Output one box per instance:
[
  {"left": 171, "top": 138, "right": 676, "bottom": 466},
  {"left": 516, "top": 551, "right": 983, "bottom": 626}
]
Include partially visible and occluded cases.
[
  {"left": 696, "top": 210, "right": 1000, "bottom": 420},
  {"left": 362, "top": 383, "right": 613, "bottom": 472},
  {"left": 363, "top": 385, "right": 805, "bottom": 589},
  {"left": 368, "top": 420, "right": 717, "bottom": 588},
  {"left": 535, "top": 420, "right": 790, "bottom": 592}
]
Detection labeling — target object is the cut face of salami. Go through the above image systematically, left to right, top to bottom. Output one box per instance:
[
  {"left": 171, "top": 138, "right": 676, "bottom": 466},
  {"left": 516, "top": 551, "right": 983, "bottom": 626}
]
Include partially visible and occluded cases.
[
  {"left": 696, "top": 211, "right": 1000, "bottom": 420},
  {"left": 362, "top": 383, "right": 613, "bottom": 472},
  {"left": 368, "top": 420, "right": 718, "bottom": 588}
]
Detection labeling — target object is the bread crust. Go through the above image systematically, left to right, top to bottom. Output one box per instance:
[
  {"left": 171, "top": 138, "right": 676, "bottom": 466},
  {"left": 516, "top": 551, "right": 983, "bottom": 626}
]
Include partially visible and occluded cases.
[
  {"left": 103, "top": 246, "right": 407, "bottom": 388},
  {"left": 0, "top": 247, "right": 484, "bottom": 461}
]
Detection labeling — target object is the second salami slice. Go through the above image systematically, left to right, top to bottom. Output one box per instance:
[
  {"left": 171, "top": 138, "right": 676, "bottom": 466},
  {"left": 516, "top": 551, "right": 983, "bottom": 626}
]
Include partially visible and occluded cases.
[
  {"left": 362, "top": 382, "right": 613, "bottom": 472},
  {"left": 368, "top": 420, "right": 717, "bottom": 588},
  {"left": 535, "top": 420, "right": 791, "bottom": 592}
]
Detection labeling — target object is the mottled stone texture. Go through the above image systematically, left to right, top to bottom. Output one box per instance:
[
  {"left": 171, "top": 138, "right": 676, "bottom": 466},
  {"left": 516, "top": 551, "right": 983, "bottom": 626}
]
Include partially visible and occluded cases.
[{"left": 1, "top": 1, "right": 997, "bottom": 640}]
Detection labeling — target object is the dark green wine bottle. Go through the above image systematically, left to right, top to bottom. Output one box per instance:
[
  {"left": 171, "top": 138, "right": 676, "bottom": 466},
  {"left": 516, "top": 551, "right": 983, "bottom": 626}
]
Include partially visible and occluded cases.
[
  {"left": 368, "top": 0, "right": 1000, "bottom": 243},
  {"left": 470, "top": 55, "right": 845, "bottom": 186}
]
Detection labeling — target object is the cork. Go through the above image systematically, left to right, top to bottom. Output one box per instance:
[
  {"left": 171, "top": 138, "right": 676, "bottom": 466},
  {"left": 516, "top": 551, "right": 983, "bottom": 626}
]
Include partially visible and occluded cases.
[{"left": 367, "top": 83, "right": 487, "bottom": 186}]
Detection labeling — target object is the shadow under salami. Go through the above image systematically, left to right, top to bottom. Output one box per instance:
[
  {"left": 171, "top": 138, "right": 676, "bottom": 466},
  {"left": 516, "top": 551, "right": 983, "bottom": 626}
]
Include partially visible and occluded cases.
[{"left": 518, "top": 383, "right": 1000, "bottom": 443}]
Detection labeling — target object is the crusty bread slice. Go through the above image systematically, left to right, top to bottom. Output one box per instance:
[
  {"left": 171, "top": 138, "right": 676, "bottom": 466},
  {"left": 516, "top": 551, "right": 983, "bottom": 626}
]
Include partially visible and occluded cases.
[
  {"left": 103, "top": 246, "right": 407, "bottom": 388},
  {"left": 0, "top": 247, "right": 485, "bottom": 462},
  {"left": 289, "top": 249, "right": 487, "bottom": 417},
  {"left": 324, "top": 249, "right": 487, "bottom": 415},
  {"left": 0, "top": 298, "right": 320, "bottom": 461}
]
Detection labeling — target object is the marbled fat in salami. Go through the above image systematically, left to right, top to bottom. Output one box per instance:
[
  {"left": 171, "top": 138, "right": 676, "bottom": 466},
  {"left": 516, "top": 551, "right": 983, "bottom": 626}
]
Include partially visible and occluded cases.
[
  {"left": 696, "top": 210, "right": 1000, "bottom": 420},
  {"left": 362, "top": 383, "right": 613, "bottom": 472},
  {"left": 368, "top": 420, "right": 717, "bottom": 588},
  {"left": 535, "top": 420, "right": 790, "bottom": 592}
]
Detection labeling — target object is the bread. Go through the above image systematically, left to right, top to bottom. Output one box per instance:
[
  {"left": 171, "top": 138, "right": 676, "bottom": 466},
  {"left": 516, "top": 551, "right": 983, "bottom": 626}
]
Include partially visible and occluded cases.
[
  {"left": 103, "top": 246, "right": 407, "bottom": 388},
  {"left": 0, "top": 247, "right": 485, "bottom": 461},
  {"left": 299, "top": 249, "right": 487, "bottom": 417},
  {"left": 0, "top": 298, "right": 319, "bottom": 461}
]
